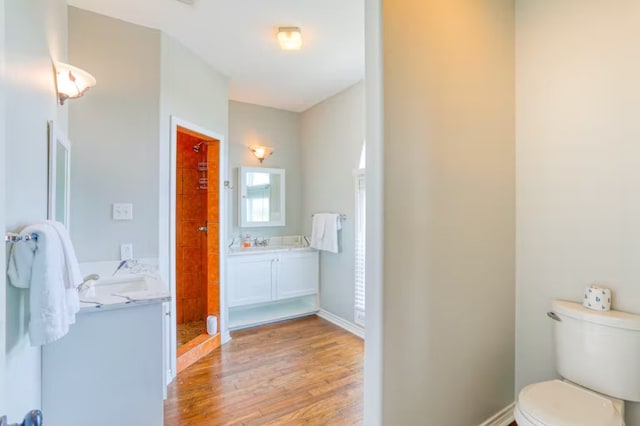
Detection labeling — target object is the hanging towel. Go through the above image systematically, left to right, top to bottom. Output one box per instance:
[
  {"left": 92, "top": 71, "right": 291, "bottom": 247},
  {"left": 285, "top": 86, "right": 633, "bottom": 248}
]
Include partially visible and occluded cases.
[
  {"left": 310, "top": 213, "right": 341, "bottom": 253},
  {"left": 48, "top": 220, "right": 82, "bottom": 319},
  {"left": 7, "top": 223, "right": 74, "bottom": 346}
]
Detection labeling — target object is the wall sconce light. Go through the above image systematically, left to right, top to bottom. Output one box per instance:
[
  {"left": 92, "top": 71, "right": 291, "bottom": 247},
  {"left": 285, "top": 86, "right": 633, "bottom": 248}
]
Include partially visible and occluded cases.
[
  {"left": 277, "top": 27, "right": 303, "bottom": 51},
  {"left": 55, "top": 62, "right": 96, "bottom": 105},
  {"left": 249, "top": 145, "right": 274, "bottom": 163}
]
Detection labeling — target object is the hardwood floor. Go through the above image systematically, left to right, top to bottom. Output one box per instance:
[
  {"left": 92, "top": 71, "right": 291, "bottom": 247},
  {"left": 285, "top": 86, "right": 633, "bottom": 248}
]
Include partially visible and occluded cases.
[{"left": 164, "top": 316, "right": 364, "bottom": 425}]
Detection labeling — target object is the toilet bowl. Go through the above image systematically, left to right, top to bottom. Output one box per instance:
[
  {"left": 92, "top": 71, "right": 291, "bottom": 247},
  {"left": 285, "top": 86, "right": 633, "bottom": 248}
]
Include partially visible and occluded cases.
[
  {"left": 514, "top": 300, "right": 640, "bottom": 426},
  {"left": 514, "top": 380, "right": 624, "bottom": 426}
]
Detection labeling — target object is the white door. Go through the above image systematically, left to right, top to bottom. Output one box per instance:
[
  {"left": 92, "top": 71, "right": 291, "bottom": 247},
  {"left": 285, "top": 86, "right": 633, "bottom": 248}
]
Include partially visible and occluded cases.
[
  {"left": 0, "top": 0, "right": 7, "bottom": 409},
  {"left": 276, "top": 251, "right": 319, "bottom": 300},
  {"left": 227, "top": 255, "right": 274, "bottom": 307}
]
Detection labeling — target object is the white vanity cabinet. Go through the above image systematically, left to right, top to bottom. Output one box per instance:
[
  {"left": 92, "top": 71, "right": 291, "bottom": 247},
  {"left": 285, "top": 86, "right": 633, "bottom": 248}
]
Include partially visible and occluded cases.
[
  {"left": 227, "top": 248, "right": 319, "bottom": 329},
  {"left": 276, "top": 250, "right": 319, "bottom": 299},
  {"left": 228, "top": 253, "right": 275, "bottom": 307},
  {"left": 43, "top": 302, "right": 165, "bottom": 426}
]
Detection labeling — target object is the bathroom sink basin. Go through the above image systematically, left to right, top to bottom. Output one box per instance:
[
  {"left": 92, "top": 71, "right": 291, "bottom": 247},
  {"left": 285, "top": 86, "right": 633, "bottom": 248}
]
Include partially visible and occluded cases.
[{"left": 79, "top": 273, "right": 169, "bottom": 309}]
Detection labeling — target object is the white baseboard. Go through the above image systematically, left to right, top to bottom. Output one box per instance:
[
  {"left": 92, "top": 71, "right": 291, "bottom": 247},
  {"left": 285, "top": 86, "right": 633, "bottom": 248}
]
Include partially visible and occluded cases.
[
  {"left": 316, "top": 309, "right": 364, "bottom": 339},
  {"left": 478, "top": 402, "right": 515, "bottom": 426}
]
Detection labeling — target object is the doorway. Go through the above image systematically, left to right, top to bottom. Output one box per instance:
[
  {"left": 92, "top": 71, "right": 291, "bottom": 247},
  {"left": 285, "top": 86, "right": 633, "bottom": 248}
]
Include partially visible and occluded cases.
[{"left": 174, "top": 125, "right": 222, "bottom": 373}]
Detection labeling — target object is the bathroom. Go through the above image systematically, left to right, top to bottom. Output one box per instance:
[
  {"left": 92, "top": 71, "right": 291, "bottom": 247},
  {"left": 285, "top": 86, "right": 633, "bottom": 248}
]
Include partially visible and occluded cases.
[
  {"left": 2, "top": 0, "right": 366, "bottom": 422},
  {"left": 4, "top": 0, "right": 640, "bottom": 425}
]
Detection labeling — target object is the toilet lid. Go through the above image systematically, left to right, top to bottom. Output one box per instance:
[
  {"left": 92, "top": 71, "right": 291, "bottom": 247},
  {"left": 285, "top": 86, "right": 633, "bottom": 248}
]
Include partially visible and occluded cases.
[{"left": 518, "top": 380, "right": 624, "bottom": 426}]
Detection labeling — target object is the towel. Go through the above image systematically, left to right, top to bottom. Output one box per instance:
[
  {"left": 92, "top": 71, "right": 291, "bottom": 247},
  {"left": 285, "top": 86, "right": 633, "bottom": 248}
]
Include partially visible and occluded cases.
[
  {"left": 310, "top": 213, "right": 341, "bottom": 253},
  {"left": 48, "top": 220, "right": 82, "bottom": 318},
  {"left": 7, "top": 223, "right": 78, "bottom": 346}
]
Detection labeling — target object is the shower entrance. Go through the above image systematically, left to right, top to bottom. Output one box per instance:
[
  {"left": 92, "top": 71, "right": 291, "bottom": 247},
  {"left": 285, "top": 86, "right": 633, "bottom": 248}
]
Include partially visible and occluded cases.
[{"left": 173, "top": 124, "right": 222, "bottom": 373}]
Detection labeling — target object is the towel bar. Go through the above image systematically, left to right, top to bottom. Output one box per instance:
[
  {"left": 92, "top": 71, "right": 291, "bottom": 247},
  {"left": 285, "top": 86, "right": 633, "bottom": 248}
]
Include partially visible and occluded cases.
[
  {"left": 312, "top": 213, "right": 347, "bottom": 221},
  {"left": 4, "top": 233, "right": 38, "bottom": 243}
]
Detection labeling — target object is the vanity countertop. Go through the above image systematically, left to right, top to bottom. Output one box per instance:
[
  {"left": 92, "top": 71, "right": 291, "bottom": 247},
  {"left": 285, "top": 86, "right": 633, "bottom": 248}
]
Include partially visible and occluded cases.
[
  {"left": 228, "top": 245, "right": 315, "bottom": 256},
  {"left": 79, "top": 273, "right": 170, "bottom": 314}
]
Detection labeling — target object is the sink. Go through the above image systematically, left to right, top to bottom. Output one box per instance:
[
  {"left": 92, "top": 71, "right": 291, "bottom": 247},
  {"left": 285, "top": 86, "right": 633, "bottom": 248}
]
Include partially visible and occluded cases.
[
  {"left": 228, "top": 235, "right": 310, "bottom": 255},
  {"left": 79, "top": 273, "right": 168, "bottom": 308}
]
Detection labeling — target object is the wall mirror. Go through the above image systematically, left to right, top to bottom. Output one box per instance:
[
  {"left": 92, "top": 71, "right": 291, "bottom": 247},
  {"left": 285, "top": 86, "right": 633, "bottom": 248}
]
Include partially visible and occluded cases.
[
  {"left": 48, "top": 120, "right": 71, "bottom": 228},
  {"left": 239, "top": 166, "right": 286, "bottom": 227}
]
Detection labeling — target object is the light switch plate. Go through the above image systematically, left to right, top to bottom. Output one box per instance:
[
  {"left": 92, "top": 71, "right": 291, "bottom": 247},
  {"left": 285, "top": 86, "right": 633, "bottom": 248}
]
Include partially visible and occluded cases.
[
  {"left": 113, "top": 203, "right": 133, "bottom": 220},
  {"left": 120, "top": 243, "right": 133, "bottom": 260}
]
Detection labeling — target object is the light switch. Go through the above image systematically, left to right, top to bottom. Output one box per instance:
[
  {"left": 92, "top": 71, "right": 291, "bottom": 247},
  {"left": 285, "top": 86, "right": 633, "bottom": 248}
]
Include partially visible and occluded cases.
[{"left": 113, "top": 203, "right": 133, "bottom": 220}]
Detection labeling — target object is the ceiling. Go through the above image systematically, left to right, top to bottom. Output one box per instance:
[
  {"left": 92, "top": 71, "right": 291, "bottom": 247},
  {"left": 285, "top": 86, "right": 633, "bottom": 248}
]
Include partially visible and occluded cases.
[{"left": 66, "top": 0, "right": 365, "bottom": 112}]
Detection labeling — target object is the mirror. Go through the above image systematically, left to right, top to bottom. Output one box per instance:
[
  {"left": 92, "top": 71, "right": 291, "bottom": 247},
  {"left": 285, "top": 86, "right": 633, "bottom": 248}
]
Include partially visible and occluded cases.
[
  {"left": 48, "top": 120, "right": 71, "bottom": 228},
  {"left": 239, "top": 167, "right": 286, "bottom": 227}
]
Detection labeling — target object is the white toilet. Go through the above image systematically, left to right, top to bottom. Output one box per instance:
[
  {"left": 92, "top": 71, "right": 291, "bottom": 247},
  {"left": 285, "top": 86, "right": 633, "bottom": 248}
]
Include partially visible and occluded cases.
[{"left": 514, "top": 300, "right": 640, "bottom": 426}]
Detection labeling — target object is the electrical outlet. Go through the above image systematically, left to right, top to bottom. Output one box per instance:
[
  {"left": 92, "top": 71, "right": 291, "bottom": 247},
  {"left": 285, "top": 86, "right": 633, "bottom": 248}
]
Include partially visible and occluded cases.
[
  {"left": 113, "top": 203, "right": 133, "bottom": 221},
  {"left": 120, "top": 243, "right": 133, "bottom": 260}
]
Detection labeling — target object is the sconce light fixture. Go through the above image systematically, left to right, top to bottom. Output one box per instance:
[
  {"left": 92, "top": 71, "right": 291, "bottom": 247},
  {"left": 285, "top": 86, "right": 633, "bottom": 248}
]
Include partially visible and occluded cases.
[
  {"left": 277, "top": 27, "right": 303, "bottom": 51},
  {"left": 55, "top": 62, "right": 96, "bottom": 105},
  {"left": 249, "top": 145, "right": 274, "bottom": 164}
]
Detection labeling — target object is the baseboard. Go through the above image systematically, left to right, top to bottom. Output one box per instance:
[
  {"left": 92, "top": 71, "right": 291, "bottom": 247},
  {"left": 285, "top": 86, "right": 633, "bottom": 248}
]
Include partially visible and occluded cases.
[
  {"left": 316, "top": 309, "right": 364, "bottom": 339},
  {"left": 478, "top": 402, "right": 515, "bottom": 426}
]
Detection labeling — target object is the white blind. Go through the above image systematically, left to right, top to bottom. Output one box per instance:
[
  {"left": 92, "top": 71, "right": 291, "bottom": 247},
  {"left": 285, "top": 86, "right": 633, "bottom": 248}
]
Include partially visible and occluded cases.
[{"left": 354, "top": 172, "right": 366, "bottom": 326}]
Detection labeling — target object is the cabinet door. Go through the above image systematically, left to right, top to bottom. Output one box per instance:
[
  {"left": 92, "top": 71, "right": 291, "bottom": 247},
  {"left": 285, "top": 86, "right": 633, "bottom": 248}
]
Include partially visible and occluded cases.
[
  {"left": 276, "top": 251, "right": 319, "bottom": 300},
  {"left": 227, "top": 255, "right": 274, "bottom": 307}
]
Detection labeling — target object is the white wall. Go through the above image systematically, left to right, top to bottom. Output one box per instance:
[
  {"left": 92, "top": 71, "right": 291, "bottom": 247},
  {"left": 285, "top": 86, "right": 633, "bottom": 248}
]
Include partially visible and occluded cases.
[
  {"left": 3, "top": 0, "right": 68, "bottom": 418},
  {"left": 363, "top": 0, "right": 383, "bottom": 422},
  {"left": 516, "top": 0, "right": 640, "bottom": 423},
  {"left": 382, "top": 1, "right": 515, "bottom": 424},
  {"left": 68, "top": 7, "right": 161, "bottom": 263},
  {"left": 301, "top": 82, "right": 365, "bottom": 324},
  {"left": 227, "top": 101, "right": 301, "bottom": 240}
]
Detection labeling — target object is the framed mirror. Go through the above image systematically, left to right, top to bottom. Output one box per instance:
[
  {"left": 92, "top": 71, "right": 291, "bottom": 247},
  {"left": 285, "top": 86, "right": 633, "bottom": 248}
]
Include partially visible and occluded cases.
[
  {"left": 47, "top": 120, "right": 71, "bottom": 228},
  {"left": 239, "top": 167, "right": 286, "bottom": 227}
]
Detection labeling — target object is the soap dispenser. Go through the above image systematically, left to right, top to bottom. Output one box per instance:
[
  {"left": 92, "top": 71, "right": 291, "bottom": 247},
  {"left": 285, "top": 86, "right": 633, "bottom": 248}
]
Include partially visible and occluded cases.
[{"left": 241, "top": 233, "right": 252, "bottom": 249}]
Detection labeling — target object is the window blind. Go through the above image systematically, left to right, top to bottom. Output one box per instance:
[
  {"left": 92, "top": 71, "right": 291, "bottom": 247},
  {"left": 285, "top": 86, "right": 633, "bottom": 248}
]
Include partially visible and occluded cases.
[{"left": 354, "top": 173, "right": 366, "bottom": 327}]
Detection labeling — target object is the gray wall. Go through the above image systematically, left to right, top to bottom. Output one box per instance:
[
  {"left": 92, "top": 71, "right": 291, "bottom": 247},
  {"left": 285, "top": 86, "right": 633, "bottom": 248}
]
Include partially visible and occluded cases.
[
  {"left": 3, "top": 0, "right": 68, "bottom": 418},
  {"left": 382, "top": 0, "right": 516, "bottom": 424},
  {"left": 516, "top": 0, "right": 640, "bottom": 423},
  {"left": 69, "top": 7, "right": 161, "bottom": 262},
  {"left": 158, "top": 32, "right": 229, "bottom": 288},
  {"left": 301, "top": 82, "right": 365, "bottom": 324},
  {"left": 228, "top": 101, "right": 302, "bottom": 240}
]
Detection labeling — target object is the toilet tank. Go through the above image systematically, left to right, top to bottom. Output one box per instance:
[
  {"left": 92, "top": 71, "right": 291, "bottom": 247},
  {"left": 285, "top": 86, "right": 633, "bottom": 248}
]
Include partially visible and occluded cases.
[{"left": 551, "top": 300, "right": 640, "bottom": 401}]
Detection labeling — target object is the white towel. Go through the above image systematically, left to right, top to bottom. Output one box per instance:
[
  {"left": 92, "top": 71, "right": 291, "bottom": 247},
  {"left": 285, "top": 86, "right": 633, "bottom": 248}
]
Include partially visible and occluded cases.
[
  {"left": 310, "top": 213, "right": 341, "bottom": 253},
  {"left": 48, "top": 220, "right": 82, "bottom": 318},
  {"left": 7, "top": 223, "right": 76, "bottom": 346}
]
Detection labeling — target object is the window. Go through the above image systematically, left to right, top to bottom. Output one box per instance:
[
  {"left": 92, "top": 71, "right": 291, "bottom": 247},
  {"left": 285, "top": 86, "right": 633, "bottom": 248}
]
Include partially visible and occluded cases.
[{"left": 354, "top": 169, "right": 366, "bottom": 326}]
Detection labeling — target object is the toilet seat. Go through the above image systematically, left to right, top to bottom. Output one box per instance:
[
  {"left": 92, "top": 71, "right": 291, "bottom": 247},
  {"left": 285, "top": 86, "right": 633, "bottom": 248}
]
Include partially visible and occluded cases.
[{"left": 514, "top": 380, "right": 625, "bottom": 426}]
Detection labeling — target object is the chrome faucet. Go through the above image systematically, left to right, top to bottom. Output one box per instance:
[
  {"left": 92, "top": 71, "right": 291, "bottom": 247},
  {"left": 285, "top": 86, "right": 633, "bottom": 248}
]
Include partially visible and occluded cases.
[{"left": 254, "top": 237, "right": 269, "bottom": 247}]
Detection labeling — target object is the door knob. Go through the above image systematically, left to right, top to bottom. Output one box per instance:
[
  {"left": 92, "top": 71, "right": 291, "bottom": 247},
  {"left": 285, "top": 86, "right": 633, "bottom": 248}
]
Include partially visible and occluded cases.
[{"left": 198, "top": 226, "right": 208, "bottom": 233}]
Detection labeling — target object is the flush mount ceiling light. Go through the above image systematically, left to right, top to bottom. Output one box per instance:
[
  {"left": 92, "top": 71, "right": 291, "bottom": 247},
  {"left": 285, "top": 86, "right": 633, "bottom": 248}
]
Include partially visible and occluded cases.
[
  {"left": 277, "top": 27, "right": 302, "bottom": 51},
  {"left": 54, "top": 62, "right": 96, "bottom": 105},
  {"left": 249, "top": 145, "right": 274, "bottom": 163}
]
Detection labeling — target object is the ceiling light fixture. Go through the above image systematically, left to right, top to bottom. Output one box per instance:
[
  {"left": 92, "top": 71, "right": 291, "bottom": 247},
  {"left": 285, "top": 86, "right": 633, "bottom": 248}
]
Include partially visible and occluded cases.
[
  {"left": 277, "top": 27, "right": 303, "bottom": 51},
  {"left": 54, "top": 62, "right": 96, "bottom": 105},
  {"left": 249, "top": 145, "right": 274, "bottom": 163}
]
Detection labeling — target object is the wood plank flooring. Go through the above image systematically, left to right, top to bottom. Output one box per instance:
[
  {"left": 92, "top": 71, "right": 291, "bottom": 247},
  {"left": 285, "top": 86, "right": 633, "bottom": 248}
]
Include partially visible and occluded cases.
[{"left": 164, "top": 316, "right": 364, "bottom": 425}]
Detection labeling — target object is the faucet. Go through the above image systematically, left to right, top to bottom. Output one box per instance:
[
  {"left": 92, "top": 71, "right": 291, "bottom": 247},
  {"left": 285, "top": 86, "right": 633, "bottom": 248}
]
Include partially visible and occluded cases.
[
  {"left": 253, "top": 237, "right": 269, "bottom": 247},
  {"left": 112, "top": 259, "right": 130, "bottom": 276},
  {"left": 77, "top": 274, "right": 100, "bottom": 292}
]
